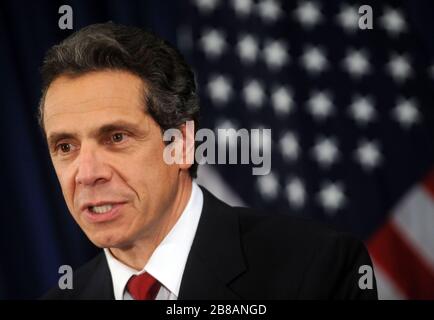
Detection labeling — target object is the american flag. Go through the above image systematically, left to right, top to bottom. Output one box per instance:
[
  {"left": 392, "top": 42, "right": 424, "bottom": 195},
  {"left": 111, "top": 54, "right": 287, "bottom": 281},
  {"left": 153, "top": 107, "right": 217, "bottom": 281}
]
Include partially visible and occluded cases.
[{"left": 177, "top": 0, "right": 434, "bottom": 299}]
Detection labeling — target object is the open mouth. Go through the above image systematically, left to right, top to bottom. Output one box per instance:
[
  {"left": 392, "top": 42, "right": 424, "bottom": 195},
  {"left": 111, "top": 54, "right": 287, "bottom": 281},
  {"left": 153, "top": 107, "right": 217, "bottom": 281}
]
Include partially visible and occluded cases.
[
  {"left": 83, "top": 202, "right": 126, "bottom": 222},
  {"left": 89, "top": 204, "right": 114, "bottom": 214}
]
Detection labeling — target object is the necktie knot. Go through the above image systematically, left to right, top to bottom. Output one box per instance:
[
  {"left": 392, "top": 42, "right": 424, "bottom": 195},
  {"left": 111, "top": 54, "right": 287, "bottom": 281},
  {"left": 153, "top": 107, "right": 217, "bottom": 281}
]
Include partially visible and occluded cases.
[{"left": 127, "top": 272, "right": 161, "bottom": 300}]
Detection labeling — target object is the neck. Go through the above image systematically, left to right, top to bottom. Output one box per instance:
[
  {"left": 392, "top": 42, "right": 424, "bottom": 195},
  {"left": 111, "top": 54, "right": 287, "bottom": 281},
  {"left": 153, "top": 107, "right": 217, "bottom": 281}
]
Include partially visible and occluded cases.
[{"left": 109, "top": 172, "right": 193, "bottom": 270}]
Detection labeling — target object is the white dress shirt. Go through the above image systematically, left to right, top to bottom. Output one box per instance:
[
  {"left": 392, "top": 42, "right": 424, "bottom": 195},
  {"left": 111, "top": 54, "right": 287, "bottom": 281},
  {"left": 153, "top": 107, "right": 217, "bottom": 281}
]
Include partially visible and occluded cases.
[{"left": 104, "top": 181, "right": 204, "bottom": 300}]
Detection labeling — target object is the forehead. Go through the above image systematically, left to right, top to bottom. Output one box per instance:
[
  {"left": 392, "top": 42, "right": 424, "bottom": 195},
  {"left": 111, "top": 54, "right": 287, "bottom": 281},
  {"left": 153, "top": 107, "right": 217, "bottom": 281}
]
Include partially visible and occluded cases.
[{"left": 43, "top": 71, "right": 147, "bottom": 133}]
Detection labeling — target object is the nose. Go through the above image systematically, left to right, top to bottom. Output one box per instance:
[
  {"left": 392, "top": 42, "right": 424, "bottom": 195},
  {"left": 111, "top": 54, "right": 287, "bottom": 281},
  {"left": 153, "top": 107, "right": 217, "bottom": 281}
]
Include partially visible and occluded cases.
[{"left": 75, "top": 143, "right": 111, "bottom": 186}]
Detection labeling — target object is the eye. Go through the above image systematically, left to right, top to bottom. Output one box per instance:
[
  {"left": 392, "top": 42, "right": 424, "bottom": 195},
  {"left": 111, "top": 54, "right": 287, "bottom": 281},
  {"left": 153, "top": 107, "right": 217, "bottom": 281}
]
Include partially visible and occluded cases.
[
  {"left": 111, "top": 132, "right": 126, "bottom": 143},
  {"left": 58, "top": 143, "right": 72, "bottom": 154}
]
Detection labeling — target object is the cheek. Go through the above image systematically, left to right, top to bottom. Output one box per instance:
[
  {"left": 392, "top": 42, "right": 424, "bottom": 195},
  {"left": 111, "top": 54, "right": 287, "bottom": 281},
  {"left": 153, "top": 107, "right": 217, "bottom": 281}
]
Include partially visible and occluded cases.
[
  {"left": 137, "top": 136, "right": 173, "bottom": 173},
  {"left": 125, "top": 144, "right": 178, "bottom": 199},
  {"left": 128, "top": 152, "right": 170, "bottom": 189},
  {"left": 53, "top": 161, "right": 76, "bottom": 209}
]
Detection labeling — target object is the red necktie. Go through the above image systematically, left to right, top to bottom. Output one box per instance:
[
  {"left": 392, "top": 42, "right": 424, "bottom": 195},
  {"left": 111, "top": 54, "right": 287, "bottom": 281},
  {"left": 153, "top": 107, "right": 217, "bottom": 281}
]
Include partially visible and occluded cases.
[{"left": 127, "top": 273, "right": 161, "bottom": 300}]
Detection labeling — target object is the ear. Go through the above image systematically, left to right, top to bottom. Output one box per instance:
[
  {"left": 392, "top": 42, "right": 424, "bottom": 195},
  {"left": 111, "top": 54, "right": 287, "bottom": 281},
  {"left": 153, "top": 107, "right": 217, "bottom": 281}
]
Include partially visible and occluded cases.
[{"left": 179, "top": 120, "right": 195, "bottom": 171}]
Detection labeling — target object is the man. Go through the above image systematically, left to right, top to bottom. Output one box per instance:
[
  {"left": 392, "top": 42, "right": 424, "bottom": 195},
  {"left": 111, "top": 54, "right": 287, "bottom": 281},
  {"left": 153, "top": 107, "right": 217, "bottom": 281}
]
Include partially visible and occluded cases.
[{"left": 40, "top": 22, "right": 377, "bottom": 299}]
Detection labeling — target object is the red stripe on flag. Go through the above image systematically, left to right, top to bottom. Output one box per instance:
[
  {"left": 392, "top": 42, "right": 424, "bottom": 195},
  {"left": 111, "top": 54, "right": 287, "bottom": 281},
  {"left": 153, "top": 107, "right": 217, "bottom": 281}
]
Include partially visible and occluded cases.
[
  {"left": 422, "top": 168, "right": 434, "bottom": 199},
  {"left": 368, "top": 220, "right": 434, "bottom": 299}
]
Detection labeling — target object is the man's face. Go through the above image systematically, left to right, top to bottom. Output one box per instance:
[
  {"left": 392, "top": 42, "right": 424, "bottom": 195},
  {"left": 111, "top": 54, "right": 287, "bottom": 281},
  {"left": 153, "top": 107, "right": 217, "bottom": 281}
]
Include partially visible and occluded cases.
[{"left": 43, "top": 70, "right": 183, "bottom": 249}]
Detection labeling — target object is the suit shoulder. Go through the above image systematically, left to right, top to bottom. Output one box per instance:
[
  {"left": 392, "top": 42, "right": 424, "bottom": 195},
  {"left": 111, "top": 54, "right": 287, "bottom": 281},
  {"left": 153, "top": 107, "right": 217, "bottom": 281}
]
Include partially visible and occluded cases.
[
  {"left": 232, "top": 206, "right": 377, "bottom": 299},
  {"left": 234, "top": 206, "right": 373, "bottom": 271},
  {"left": 235, "top": 206, "right": 347, "bottom": 244}
]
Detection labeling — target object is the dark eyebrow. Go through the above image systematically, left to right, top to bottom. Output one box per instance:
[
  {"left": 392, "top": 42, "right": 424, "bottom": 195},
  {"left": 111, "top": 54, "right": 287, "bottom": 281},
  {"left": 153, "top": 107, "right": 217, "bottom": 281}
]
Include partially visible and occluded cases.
[
  {"left": 47, "top": 120, "right": 144, "bottom": 148},
  {"left": 95, "top": 121, "right": 142, "bottom": 137},
  {"left": 47, "top": 132, "right": 76, "bottom": 149}
]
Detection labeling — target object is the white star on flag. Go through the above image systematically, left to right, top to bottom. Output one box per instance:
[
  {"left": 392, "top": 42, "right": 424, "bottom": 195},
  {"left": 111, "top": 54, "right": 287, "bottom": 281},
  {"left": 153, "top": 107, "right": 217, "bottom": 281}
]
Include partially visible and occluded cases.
[
  {"left": 194, "top": 0, "right": 220, "bottom": 14},
  {"left": 231, "top": 0, "right": 253, "bottom": 17},
  {"left": 257, "top": 0, "right": 283, "bottom": 23},
  {"left": 293, "top": 1, "right": 322, "bottom": 29},
  {"left": 336, "top": 4, "right": 360, "bottom": 34},
  {"left": 380, "top": 7, "right": 407, "bottom": 37},
  {"left": 200, "top": 29, "right": 227, "bottom": 59},
  {"left": 237, "top": 34, "right": 259, "bottom": 64},
  {"left": 263, "top": 39, "right": 289, "bottom": 70},
  {"left": 300, "top": 45, "right": 328, "bottom": 75},
  {"left": 342, "top": 49, "right": 371, "bottom": 79},
  {"left": 387, "top": 53, "right": 413, "bottom": 83},
  {"left": 207, "top": 75, "right": 233, "bottom": 106},
  {"left": 243, "top": 79, "right": 266, "bottom": 109},
  {"left": 271, "top": 86, "right": 293, "bottom": 115},
  {"left": 307, "top": 91, "right": 334, "bottom": 120},
  {"left": 348, "top": 95, "right": 377, "bottom": 125},
  {"left": 392, "top": 98, "right": 420, "bottom": 129},
  {"left": 279, "top": 131, "right": 299, "bottom": 161},
  {"left": 312, "top": 136, "right": 340, "bottom": 168},
  {"left": 355, "top": 140, "right": 383, "bottom": 171},
  {"left": 257, "top": 172, "right": 280, "bottom": 200},
  {"left": 286, "top": 177, "right": 306, "bottom": 208},
  {"left": 318, "top": 182, "right": 346, "bottom": 214}
]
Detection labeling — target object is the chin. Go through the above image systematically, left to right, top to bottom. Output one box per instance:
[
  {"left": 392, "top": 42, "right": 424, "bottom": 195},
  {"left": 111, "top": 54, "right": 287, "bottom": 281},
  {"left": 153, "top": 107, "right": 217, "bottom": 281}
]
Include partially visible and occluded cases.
[{"left": 86, "top": 230, "right": 131, "bottom": 249}]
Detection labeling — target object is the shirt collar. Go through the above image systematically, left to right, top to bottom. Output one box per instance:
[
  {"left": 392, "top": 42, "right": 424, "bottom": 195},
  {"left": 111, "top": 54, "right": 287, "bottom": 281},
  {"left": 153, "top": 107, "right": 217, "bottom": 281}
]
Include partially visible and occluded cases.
[{"left": 104, "top": 181, "right": 204, "bottom": 300}]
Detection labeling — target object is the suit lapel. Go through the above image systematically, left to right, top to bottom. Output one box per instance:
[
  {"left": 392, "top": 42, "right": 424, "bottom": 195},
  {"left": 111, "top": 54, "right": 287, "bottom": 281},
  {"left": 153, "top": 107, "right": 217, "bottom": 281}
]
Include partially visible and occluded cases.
[
  {"left": 178, "top": 187, "right": 246, "bottom": 299},
  {"left": 78, "top": 253, "right": 114, "bottom": 300}
]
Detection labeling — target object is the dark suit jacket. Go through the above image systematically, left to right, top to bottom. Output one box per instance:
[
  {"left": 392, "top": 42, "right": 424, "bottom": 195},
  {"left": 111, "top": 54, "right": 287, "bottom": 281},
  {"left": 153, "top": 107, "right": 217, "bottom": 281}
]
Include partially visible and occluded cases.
[{"left": 43, "top": 187, "right": 377, "bottom": 299}]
